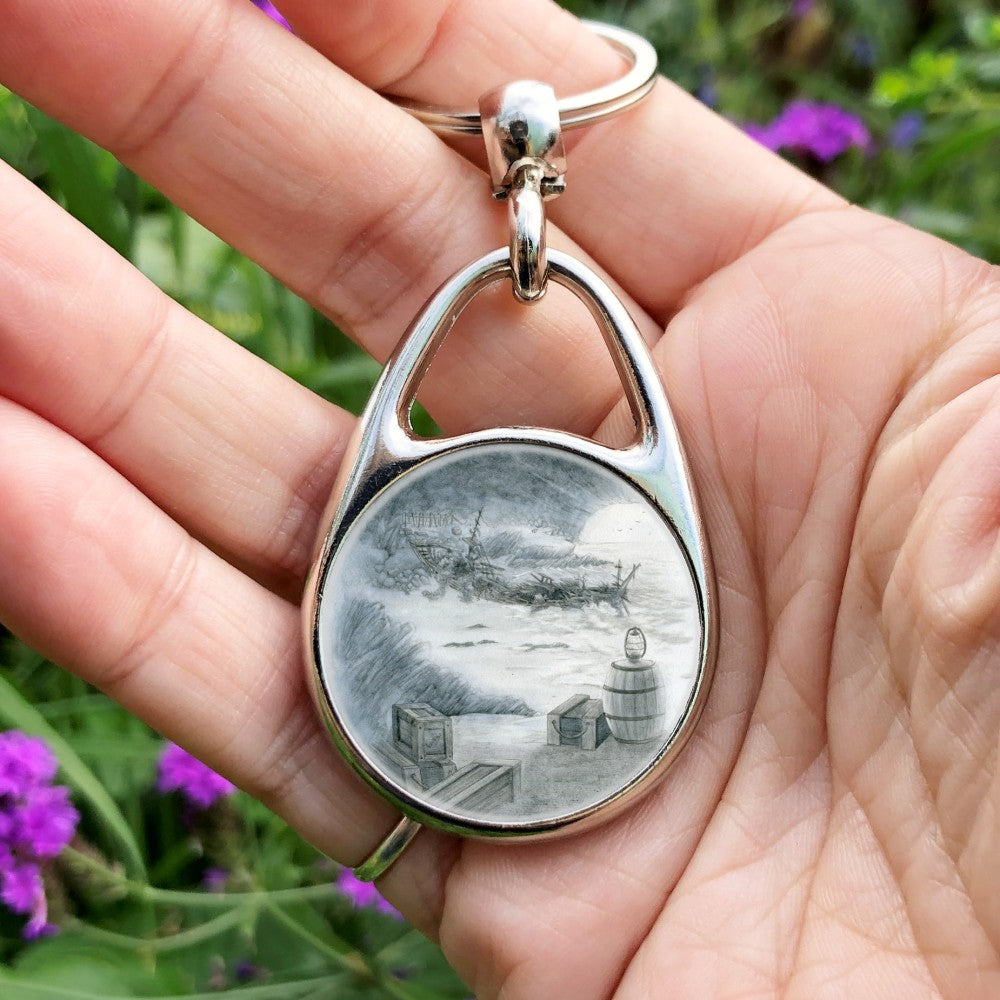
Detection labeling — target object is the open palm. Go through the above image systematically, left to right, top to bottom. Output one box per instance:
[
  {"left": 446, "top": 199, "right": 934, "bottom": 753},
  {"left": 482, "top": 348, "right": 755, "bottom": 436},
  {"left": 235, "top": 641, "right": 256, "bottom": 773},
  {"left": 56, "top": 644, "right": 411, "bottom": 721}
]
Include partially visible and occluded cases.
[{"left": 1, "top": 2, "right": 998, "bottom": 997}]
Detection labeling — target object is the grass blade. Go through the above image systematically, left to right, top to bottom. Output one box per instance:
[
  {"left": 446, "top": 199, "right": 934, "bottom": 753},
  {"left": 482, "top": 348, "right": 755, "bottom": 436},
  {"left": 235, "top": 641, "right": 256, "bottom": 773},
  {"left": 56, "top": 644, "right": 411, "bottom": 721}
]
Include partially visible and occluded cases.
[
  {"left": 26, "top": 106, "right": 129, "bottom": 257},
  {"left": 0, "top": 672, "right": 147, "bottom": 880},
  {"left": 0, "top": 968, "right": 351, "bottom": 1000}
]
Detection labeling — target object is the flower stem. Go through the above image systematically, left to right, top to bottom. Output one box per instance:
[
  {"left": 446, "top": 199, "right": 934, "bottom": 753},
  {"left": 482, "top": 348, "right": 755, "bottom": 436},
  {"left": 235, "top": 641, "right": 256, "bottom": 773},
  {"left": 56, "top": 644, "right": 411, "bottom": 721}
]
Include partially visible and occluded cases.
[
  {"left": 61, "top": 846, "right": 338, "bottom": 908},
  {"left": 263, "top": 901, "right": 371, "bottom": 978},
  {"left": 67, "top": 905, "right": 252, "bottom": 953},
  {"left": 0, "top": 968, "right": 351, "bottom": 1000}
]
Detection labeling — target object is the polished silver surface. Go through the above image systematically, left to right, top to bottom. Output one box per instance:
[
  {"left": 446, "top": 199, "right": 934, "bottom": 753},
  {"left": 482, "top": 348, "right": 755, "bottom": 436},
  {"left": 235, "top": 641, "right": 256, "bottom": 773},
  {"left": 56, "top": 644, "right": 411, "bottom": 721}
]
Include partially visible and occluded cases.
[
  {"left": 306, "top": 21, "right": 705, "bottom": 851},
  {"left": 390, "top": 22, "right": 658, "bottom": 135},
  {"left": 479, "top": 80, "right": 566, "bottom": 197},
  {"left": 479, "top": 80, "right": 563, "bottom": 301},
  {"left": 508, "top": 164, "right": 547, "bottom": 301},
  {"left": 304, "top": 248, "right": 717, "bottom": 841}
]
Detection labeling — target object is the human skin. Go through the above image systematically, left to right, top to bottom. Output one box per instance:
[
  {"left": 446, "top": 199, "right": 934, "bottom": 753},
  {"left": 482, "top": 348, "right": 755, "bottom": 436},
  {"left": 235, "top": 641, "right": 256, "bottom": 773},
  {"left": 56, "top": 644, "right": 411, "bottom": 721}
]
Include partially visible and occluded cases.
[{"left": 0, "top": 1, "right": 998, "bottom": 997}]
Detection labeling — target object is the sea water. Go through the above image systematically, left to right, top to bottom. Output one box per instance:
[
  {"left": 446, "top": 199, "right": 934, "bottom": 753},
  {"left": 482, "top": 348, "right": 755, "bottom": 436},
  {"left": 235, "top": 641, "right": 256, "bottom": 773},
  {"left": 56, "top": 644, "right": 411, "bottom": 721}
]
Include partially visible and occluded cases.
[{"left": 377, "top": 531, "right": 701, "bottom": 736}]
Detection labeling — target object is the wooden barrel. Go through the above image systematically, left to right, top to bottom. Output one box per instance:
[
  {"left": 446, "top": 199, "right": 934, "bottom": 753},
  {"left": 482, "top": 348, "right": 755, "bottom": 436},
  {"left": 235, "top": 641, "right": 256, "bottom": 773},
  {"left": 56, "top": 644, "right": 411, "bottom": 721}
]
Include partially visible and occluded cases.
[{"left": 603, "top": 627, "right": 665, "bottom": 743}]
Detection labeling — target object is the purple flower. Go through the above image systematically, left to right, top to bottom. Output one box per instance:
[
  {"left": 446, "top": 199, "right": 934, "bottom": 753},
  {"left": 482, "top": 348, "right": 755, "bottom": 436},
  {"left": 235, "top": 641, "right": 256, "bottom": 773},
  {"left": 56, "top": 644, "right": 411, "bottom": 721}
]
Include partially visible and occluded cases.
[
  {"left": 250, "top": 0, "right": 291, "bottom": 31},
  {"left": 790, "top": 0, "right": 815, "bottom": 17},
  {"left": 849, "top": 34, "right": 878, "bottom": 68},
  {"left": 696, "top": 71, "right": 718, "bottom": 109},
  {"left": 745, "top": 100, "right": 871, "bottom": 162},
  {"left": 890, "top": 111, "right": 924, "bottom": 150},
  {"left": 742, "top": 122, "right": 778, "bottom": 149},
  {"left": 0, "top": 731, "right": 79, "bottom": 939},
  {"left": 0, "top": 732, "right": 58, "bottom": 796},
  {"left": 156, "top": 743, "right": 235, "bottom": 809},
  {"left": 16, "top": 786, "right": 79, "bottom": 858},
  {"left": 1, "top": 859, "right": 41, "bottom": 912},
  {"left": 0, "top": 860, "right": 54, "bottom": 938},
  {"left": 202, "top": 866, "right": 229, "bottom": 893},
  {"left": 336, "top": 868, "right": 402, "bottom": 918},
  {"left": 235, "top": 961, "right": 265, "bottom": 983}
]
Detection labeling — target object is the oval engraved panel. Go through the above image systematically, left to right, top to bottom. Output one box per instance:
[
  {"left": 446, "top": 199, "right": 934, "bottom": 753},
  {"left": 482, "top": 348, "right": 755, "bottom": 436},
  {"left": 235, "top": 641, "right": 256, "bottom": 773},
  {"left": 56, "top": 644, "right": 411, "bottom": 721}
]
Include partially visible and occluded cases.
[{"left": 315, "top": 443, "right": 703, "bottom": 830}]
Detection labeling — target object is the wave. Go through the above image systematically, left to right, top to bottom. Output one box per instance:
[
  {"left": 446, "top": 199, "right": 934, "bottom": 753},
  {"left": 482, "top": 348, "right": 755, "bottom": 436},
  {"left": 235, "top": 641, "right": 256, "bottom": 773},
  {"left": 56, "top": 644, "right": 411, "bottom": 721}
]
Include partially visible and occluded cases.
[{"left": 337, "top": 599, "right": 534, "bottom": 730}]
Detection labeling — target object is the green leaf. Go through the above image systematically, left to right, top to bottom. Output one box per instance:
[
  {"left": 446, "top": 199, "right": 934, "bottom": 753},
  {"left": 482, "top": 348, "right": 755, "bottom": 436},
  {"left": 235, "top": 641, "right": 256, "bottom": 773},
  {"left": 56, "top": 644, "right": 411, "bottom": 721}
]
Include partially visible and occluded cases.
[
  {"left": 964, "top": 11, "right": 1000, "bottom": 49},
  {"left": 873, "top": 48, "right": 964, "bottom": 108},
  {"left": 911, "top": 49, "right": 960, "bottom": 87},
  {"left": 968, "top": 52, "right": 1000, "bottom": 84},
  {"left": 873, "top": 68, "right": 913, "bottom": 106},
  {"left": 0, "top": 87, "right": 37, "bottom": 174},
  {"left": 26, "top": 107, "right": 130, "bottom": 257},
  {"left": 886, "top": 119, "right": 1000, "bottom": 209},
  {"left": 0, "top": 672, "right": 147, "bottom": 880},
  {"left": 62, "top": 735, "right": 161, "bottom": 763},
  {"left": 375, "top": 929, "right": 470, "bottom": 999},
  {"left": 8, "top": 937, "right": 161, "bottom": 996},
  {"left": 0, "top": 964, "right": 353, "bottom": 1000},
  {"left": 379, "top": 977, "right": 463, "bottom": 1000}
]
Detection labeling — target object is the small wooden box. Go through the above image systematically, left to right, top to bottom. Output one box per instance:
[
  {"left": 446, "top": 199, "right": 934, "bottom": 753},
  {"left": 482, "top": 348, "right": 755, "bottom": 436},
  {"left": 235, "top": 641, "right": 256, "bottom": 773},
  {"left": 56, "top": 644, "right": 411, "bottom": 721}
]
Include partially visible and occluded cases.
[
  {"left": 547, "top": 695, "right": 610, "bottom": 750},
  {"left": 392, "top": 703, "right": 453, "bottom": 763},
  {"left": 377, "top": 742, "right": 457, "bottom": 792},
  {"left": 429, "top": 761, "right": 521, "bottom": 811}
]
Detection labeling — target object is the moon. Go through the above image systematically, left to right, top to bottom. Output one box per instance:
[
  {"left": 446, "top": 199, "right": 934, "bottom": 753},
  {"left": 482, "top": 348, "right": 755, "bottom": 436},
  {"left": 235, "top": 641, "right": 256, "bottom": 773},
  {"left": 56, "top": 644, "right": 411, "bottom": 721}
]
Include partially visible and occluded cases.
[
  {"left": 576, "top": 502, "right": 690, "bottom": 584},
  {"left": 578, "top": 503, "right": 647, "bottom": 549}
]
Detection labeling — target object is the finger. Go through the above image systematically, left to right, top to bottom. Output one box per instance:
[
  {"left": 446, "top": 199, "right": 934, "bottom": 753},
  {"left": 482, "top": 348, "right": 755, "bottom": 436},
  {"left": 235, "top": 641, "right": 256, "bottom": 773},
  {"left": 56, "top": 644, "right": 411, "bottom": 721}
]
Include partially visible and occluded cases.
[
  {"left": 0, "top": 0, "right": 651, "bottom": 440},
  {"left": 277, "top": 0, "right": 842, "bottom": 318},
  {"left": 0, "top": 160, "right": 352, "bottom": 593},
  {"left": 0, "top": 395, "right": 396, "bottom": 863}
]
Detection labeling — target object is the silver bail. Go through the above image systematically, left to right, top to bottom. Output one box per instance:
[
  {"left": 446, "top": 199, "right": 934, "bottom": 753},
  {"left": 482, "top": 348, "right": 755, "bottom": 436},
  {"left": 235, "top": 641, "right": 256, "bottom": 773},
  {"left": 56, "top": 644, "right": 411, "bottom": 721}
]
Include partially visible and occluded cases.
[{"left": 479, "top": 81, "right": 566, "bottom": 302}]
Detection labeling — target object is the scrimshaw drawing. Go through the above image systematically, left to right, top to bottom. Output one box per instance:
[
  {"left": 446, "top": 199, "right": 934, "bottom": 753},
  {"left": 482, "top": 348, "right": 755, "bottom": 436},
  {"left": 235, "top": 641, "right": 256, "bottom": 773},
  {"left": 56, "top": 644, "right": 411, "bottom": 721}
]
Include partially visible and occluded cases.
[{"left": 317, "top": 445, "right": 701, "bottom": 826}]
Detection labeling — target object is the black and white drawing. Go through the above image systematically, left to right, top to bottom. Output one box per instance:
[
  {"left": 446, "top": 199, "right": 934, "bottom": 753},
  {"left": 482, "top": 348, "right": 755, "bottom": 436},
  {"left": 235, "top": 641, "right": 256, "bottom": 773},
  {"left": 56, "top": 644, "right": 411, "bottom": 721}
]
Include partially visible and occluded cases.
[{"left": 316, "top": 444, "right": 702, "bottom": 827}]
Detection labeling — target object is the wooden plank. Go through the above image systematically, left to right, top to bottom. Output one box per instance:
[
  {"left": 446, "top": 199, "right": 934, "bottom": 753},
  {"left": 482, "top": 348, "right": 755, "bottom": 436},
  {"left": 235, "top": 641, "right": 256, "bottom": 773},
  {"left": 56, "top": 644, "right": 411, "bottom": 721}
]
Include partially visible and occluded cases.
[{"left": 429, "top": 761, "right": 521, "bottom": 810}]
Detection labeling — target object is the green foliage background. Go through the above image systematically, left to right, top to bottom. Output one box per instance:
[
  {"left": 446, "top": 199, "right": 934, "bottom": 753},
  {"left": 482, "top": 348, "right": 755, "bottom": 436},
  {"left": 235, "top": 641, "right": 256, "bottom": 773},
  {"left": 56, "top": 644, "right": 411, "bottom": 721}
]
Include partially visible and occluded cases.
[{"left": 0, "top": 1, "right": 997, "bottom": 996}]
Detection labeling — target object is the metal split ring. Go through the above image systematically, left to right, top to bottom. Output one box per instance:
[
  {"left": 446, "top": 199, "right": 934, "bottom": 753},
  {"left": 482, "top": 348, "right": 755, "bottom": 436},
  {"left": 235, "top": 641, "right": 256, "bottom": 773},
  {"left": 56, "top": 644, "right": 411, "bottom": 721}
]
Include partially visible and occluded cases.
[
  {"left": 391, "top": 21, "right": 657, "bottom": 302},
  {"left": 390, "top": 22, "right": 658, "bottom": 135},
  {"left": 352, "top": 816, "right": 422, "bottom": 883}
]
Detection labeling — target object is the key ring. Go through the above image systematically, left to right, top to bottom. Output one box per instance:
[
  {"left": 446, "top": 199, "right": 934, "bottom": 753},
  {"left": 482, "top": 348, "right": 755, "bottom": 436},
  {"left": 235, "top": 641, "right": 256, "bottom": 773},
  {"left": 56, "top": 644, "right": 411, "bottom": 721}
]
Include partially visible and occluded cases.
[
  {"left": 389, "top": 22, "right": 658, "bottom": 135},
  {"left": 394, "top": 22, "right": 658, "bottom": 299}
]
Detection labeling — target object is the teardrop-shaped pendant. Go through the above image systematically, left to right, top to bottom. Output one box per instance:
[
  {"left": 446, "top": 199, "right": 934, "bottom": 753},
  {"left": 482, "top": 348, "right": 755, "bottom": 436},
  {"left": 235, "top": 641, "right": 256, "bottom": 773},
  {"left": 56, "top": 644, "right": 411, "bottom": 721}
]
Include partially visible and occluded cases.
[
  {"left": 304, "top": 26, "right": 716, "bottom": 862},
  {"left": 303, "top": 248, "right": 717, "bottom": 839}
]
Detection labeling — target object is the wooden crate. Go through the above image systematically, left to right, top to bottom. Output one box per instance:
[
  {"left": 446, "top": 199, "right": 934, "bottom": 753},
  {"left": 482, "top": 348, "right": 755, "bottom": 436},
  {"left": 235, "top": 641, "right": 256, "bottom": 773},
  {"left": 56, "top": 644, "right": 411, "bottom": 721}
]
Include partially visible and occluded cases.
[
  {"left": 547, "top": 694, "right": 611, "bottom": 750},
  {"left": 392, "top": 703, "right": 453, "bottom": 763},
  {"left": 376, "top": 742, "right": 457, "bottom": 792},
  {"left": 428, "top": 761, "right": 521, "bottom": 811}
]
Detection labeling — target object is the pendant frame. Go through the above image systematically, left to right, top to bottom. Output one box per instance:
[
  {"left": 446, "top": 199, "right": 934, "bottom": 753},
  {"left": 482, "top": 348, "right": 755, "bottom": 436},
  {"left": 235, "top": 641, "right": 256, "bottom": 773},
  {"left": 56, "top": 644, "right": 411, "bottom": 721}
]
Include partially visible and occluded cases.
[{"left": 303, "top": 247, "right": 717, "bottom": 841}]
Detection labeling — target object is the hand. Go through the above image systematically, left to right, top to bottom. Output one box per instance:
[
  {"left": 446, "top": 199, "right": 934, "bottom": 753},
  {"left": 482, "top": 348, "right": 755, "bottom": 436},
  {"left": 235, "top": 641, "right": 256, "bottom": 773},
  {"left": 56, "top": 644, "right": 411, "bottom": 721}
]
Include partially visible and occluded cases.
[{"left": 1, "top": 2, "right": 998, "bottom": 997}]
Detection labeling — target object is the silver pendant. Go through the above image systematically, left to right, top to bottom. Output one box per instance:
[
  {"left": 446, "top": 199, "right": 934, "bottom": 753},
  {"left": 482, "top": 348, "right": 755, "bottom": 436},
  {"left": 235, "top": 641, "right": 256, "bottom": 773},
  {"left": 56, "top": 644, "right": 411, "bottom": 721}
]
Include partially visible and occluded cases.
[{"left": 303, "top": 25, "right": 716, "bottom": 861}]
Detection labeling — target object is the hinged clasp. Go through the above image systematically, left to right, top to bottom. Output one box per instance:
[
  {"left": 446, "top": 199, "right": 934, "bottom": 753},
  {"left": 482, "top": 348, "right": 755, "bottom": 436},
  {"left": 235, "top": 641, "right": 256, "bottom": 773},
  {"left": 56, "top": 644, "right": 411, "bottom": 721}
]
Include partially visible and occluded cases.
[
  {"left": 479, "top": 80, "right": 566, "bottom": 199},
  {"left": 479, "top": 81, "right": 566, "bottom": 302}
]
